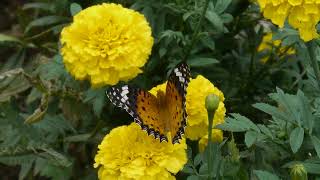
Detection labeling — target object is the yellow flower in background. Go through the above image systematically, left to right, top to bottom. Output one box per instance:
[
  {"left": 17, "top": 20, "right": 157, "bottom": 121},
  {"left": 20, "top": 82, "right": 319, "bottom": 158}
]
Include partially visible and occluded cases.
[
  {"left": 257, "top": 0, "right": 320, "bottom": 41},
  {"left": 60, "top": 3, "right": 153, "bottom": 87},
  {"left": 258, "top": 33, "right": 295, "bottom": 63},
  {"left": 149, "top": 75, "right": 226, "bottom": 141},
  {"left": 185, "top": 75, "right": 226, "bottom": 140},
  {"left": 94, "top": 123, "right": 187, "bottom": 180},
  {"left": 198, "top": 129, "right": 223, "bottom": 152}
]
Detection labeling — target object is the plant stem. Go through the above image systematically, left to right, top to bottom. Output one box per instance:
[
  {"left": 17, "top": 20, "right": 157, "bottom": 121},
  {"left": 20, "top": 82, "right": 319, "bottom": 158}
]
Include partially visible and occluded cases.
[
  {"left": 184, "top": 0, "right": 210, "bottom": 61},
  {"left": 306, "top": 40, "right": 320, "bottom": 89},
  {"left": 207, "top": 110, "right": 214, "bottom": 179}
]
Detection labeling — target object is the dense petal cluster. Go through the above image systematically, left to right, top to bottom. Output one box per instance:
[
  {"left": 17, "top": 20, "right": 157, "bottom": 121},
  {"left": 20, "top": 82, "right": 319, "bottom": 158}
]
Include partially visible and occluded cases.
[
  {"left": 257, "top": 0, "right": 320, "bottom": 41},
  {"left": 60, "top": 3, "right": 153, "bottom": 87},
  {"left": 258, "top": 33, "right": 295, "bottom": 63},
  {"left": 149, "top": 75, "right": 226, "bottom": 141},
  {"left": 185, "top": 75, "right": 226, "bottom": 140},
  {"left": 94, "top": 123, "right": 187, "bottom": 180}
]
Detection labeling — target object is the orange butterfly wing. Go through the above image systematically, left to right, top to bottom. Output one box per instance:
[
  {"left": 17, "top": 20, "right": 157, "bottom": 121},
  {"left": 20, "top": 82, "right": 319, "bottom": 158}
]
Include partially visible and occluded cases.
[
  {"left": 166, "top": 62, "right": 190, "bottom": 143},
  {"left": 107, "top": 85, "right": 168, "bottom": 142}
]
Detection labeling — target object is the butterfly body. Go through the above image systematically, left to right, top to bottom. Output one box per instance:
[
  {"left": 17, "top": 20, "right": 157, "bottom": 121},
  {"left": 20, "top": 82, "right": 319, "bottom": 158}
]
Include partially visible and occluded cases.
[{"left": 107, "top": 62, "right": 190, "bottom": 144}]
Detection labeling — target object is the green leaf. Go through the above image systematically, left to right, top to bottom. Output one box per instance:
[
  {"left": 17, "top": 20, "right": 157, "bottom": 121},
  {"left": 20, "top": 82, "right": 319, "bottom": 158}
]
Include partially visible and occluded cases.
[
  {"left": 215, "top": 0, "right": 232, "bottom": 14},
  {"left": 22, "top": 2, "right": 54, "bottom": 12},
  {"left": 70, "top": 3, "right": 82, "bottom": 16},
  {"left": 205, "top": 10, "right": 224, "bottom": 32},
  {"left": 25, "top": 16, "right": 69, "bottom": 33},
  {"left": 0, "top": 34, "right": 23, "bottom": 44},
  {"left": 187, "top": 57, "right": 219, "bottom": 67},
  {"left": 0, "top": 68, "right": 30, "bottom": 102},
  {"left": 84, "top": 88, "right": 106, "bottom": 117},
  {"left": 297, "top": 90, "right": 314, "bottom": 133},
  {"left": 24, "top": 94, "right": 49, "bottom": 124},
  {"left": 253, "top": 103, "right": 293, "bottom": 123},
  {"left": 230, "top": 113, "right": 260, "bottom": 132},
  {"left": 216, "top": 117, "right": 248, "bottom": 132},
  {"left": 257, "top": 124, "right": 274, "bottom": 139},
  {"left": 289, "top": 127, "right": 304, "bottom": 153},
  {"left": 245, "top": 131, "right": 257, "bottom": 148},
  {"left": 64, "top": 134, "right": 91, "bottom": 142},
  {"left": 311, "top": 136, "right": 320, "bottom": 158},
  {"left": 194, "top": 153, "right": 202, "bottom": 166},
  {"left": 19, "top": 161, "right": 33, "bottom": 180},
  {"left": 303, "top": 162, "right": 320, "bottom": 174},
  {"left": 181, "top": 166, "right": 194, "bottom": 174},
  {"left": 253, "top": 170, "right": 280, "bottom": 180},
  {"left": 187, "top": 175, "right": 200, "bottom": 180}
]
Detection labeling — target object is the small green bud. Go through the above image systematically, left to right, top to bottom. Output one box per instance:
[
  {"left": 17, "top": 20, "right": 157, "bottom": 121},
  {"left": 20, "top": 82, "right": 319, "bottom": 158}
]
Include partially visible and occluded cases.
[
  {"left": 205, "top": 94, "right": 220, "bottom": 112},
  {"left": 290, "top": 164, "right": 308, "bottom": 180}
]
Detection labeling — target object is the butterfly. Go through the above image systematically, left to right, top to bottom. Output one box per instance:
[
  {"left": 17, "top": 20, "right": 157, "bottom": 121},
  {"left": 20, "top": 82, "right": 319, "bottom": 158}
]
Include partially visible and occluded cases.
[{"left": 106, "top": 62, "right": 191, "bottom": 144}]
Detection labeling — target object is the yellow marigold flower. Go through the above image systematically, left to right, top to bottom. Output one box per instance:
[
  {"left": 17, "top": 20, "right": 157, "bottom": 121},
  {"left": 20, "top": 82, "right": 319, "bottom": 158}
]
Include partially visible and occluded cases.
[
  {"left": 257, "top": 0, "right": 320, "bottom": 41},
  {"left": 60, "top": 3, "right": 153, "bottom": 87},
  {"left": 258, "top": 32, "right": 295, "bottom": 63},
  {"left": 149, "top": 75, "right": 226, "bottom": 141},
  {"left": 185, "top": 75, "right": 226, "bottom": 140},
  {"left": 94, "top": 123, "right": 187, "bottom": 180},
  {"left": 198, "top": 129, "right": 223, "bottom": 152}
]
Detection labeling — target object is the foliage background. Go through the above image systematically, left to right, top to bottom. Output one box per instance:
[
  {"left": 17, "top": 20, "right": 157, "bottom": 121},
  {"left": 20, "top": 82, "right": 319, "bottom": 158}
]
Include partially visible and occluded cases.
[{"left": 0, "top": 0, "right": 320, "bottom": 179}]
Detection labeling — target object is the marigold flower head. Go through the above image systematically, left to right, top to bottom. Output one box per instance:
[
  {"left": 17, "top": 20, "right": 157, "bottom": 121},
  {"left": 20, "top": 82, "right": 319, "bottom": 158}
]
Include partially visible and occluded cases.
[
  {"left": 257, "top": 0, "right": 320, "bottom": 41},
  {"left": 60, "top": 3, "right": 153, "bottom": 87},
  {"left": 258, "top": 32, "right": 295, "bottom": 63},
  {"left": 149, "top": 75, "right": 226, "bottom": 141},
  {"left": 185, "top": 75, "right": 226, "bottom": 140},
  {"left": 94, "top": 123, "right": 187, "bottom": 180}
]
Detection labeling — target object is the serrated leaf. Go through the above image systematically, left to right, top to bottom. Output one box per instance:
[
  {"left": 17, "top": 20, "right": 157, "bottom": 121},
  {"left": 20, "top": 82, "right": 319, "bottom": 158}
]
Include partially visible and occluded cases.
[
  {"left": 214, "top": 0, "right": 232, "bottom": 14},
  {"left": 70, "top": 3, "right": 82, "bottom": 16},
  {"left": 25, "top": 16, "right": 69, "bottom": 33},
  {"left": 188, "top": 57, "right": 219, "bottom": 67},
  {"left": 276, "top": 87, "right": 300, "bottom": 124},
  {"left": 289, "top": 127, "right": 304, "bottom": 153},
  {"left": 245, "top": 131, "right": 257, "bottom": 148},
  {"left": 311, "top": 136, "right": 320, "bottom": 158},
  {"left": 253, "top": 170, "right": 280, "bottom": 180}
]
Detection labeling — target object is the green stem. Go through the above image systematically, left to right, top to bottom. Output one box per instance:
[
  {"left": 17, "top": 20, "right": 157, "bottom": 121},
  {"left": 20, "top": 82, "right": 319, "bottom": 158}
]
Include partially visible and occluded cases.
[
  {"left": 184, "top": 0, "right": 210, "bottom": 61},
  {"left": 306, "top": 40, "right": 320, "bottom": 89},
  {"left": 207, "top": 110, "right": 214, "bottom": 179}
]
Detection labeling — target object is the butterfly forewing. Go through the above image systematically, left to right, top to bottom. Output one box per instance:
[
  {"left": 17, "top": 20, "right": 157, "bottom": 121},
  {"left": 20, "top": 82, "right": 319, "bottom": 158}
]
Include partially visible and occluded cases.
[
  {"left": 166, "top": 62, "right": 191, "bottom": 144},
  {"left": 107, "top": 85, "right": 168, "bottom": 142}
]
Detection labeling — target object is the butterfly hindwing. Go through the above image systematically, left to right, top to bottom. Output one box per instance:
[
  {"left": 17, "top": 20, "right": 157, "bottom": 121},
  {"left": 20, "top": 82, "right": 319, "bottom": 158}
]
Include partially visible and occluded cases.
[
  {"left": 166, "top": 62, "right": 191, "bottom": 144},
  {"left": 107, "top": 85, "right": 168, "bottom": 142}
]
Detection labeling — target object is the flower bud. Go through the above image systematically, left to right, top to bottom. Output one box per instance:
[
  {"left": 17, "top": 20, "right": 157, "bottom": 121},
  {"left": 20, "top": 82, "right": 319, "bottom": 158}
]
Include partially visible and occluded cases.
[
  {"left": 205, "top": 94, "right": 220, "bottom": 112},
  {"left": 290, "top": 164, "right": 308, "bottom": 180}
]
